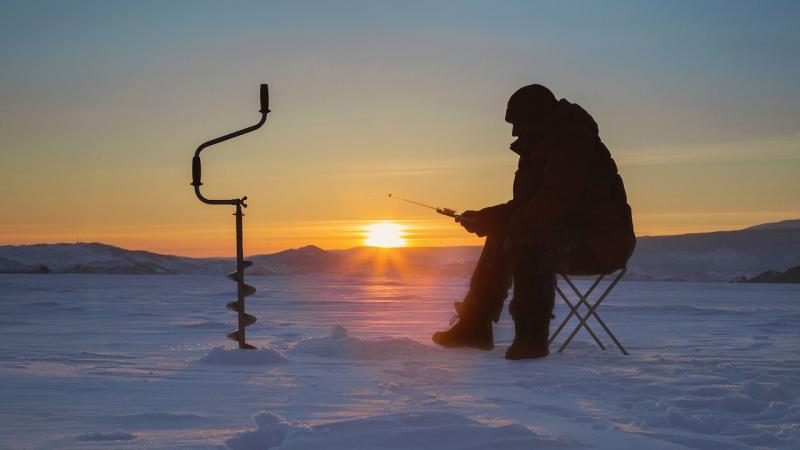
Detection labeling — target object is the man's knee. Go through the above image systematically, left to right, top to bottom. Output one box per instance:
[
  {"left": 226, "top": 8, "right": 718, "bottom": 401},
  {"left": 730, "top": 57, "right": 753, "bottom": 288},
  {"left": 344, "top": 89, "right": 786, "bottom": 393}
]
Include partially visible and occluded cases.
[
  {"left": 510, "top": 226, "right": 598, "bottom": 275},
  {"left": 508, "top": 239, "right": 558, "bottom": 309},
  {"left": 510, "top": 240, "right": 553, "bottom": 276},
  {"left": 508, "top": 289, "right": 555, "bottom": 321}
]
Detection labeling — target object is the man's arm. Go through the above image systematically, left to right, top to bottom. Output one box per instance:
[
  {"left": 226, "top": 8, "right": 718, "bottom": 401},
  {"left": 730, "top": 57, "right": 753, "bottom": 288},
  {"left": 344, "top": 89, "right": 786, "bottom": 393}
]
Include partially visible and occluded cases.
[
  {"left": 517, "top": 130, "right": 595, "bottom": 227},
  {"left": 458, "top": 200, "right": 517, "bottom": 237}
]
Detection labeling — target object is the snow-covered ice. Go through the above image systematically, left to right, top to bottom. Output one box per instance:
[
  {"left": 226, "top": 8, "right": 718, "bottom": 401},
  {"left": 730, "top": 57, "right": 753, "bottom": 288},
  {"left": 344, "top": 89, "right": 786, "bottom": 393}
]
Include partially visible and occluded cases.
[
  {"left": 0, "top": 274, "right": 798, "bottom": 449},
  {"left": 288, "top": 324, "right": 432, "bottom": 360},
  {"left": 198, "top": 346, "right": 287, "bottom": 365},
  {"left": 225, "top": 410, "right": 575, "bottom": 450},
  {"left": 76, "top": 430, "right": 136, "bottom": 442}
]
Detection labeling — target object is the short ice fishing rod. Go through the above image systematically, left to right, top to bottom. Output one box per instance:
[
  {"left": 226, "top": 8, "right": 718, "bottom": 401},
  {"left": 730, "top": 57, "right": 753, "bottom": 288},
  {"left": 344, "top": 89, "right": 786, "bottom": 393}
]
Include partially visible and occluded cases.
[
  {"left": 191, "top": 84, "right": 271, "bottom": 350},
  {"left": 388, "top": 194, "right": 475, "bottom": 222}
]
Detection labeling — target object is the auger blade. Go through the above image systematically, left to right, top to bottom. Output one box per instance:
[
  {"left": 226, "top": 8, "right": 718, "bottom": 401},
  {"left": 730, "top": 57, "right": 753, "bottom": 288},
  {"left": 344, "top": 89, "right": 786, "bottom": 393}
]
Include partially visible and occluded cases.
[
  {"left": 227, "top": 260, "right": 253, "bottom": 281},
  {"left": 242, "top": 283, "right": 256, "bottom": 297},
  {"left": 226, "top": 300, "right": 241, "bottom": 312},
  {"left": 243, "top": 313, "right": 257, "bottom": 326},
  {"left": 226, "top": 329, "right": 242, "bottom": 341},
  {"left": 227, "top": 329, "right": 257, "bottom": 349}
]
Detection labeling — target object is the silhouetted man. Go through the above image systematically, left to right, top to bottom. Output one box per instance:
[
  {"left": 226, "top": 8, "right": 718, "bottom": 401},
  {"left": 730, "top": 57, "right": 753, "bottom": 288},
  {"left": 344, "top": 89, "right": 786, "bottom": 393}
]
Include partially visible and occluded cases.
[{"left": 433, "top": 84, "right": 635, "bottom": 359}]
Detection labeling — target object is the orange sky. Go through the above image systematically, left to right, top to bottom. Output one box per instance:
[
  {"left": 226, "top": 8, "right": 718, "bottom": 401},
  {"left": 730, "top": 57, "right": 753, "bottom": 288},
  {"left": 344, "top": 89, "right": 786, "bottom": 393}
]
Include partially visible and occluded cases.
[{"left": 1, "top": 3, "right": 799, "bottom": 257}]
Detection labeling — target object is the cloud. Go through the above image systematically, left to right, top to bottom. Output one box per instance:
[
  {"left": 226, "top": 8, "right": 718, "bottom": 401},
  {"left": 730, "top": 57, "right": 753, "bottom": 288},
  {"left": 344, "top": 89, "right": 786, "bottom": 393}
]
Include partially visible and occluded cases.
[{"left": 617, "top": 134, "right": 800, "bottom": 167}]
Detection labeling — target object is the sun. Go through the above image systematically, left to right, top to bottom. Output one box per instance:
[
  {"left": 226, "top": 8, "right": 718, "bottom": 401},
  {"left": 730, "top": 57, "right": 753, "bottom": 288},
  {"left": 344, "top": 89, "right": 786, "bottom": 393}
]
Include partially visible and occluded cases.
[{"left": 364, "top": 222, "right": 407, "bottom": 248}]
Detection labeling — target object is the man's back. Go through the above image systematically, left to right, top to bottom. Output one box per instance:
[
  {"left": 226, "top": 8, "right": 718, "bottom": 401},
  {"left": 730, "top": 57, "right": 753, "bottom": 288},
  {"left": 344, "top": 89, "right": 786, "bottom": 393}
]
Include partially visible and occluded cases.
[{"left": 515, "top": 99, "right": 635, "bottom": 272}]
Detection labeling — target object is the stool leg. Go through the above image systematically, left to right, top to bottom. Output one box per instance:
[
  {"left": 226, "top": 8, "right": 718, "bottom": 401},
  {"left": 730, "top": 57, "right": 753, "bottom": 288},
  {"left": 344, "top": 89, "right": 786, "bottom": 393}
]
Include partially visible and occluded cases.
[
  {"left": 559, "top": 269, "right": 629, "bottom": 355},
  {"left": 577, "top": 269, "right": 629, "bottom": 355},
  {"left": 550, "top": 274, "right": 603, "bottom": 340},
  {"left": 562, "top": 274, "right": 602, "bottom": 317},
  {"left": 549, "top": 285, "right": 574, "bottom": 342},
  {"left": 550, "top": 285, "right": 606, "bottom": 350}
]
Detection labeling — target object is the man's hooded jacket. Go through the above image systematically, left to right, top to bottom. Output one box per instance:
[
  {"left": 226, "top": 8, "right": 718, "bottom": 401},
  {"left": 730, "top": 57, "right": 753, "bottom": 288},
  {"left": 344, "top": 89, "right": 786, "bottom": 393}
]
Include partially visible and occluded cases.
[{"left": 479, "top": 99, "right": 635, "bottom": 273}]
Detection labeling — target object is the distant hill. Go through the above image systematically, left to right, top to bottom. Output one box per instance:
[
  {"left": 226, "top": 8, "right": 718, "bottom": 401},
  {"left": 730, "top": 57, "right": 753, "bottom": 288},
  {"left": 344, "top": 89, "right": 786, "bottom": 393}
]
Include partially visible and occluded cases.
[
  {"left": 1, "top": 219, "right": 799, "bottom": 281},
  {"left": 744, "top": 219, "right": 800, "bottom": 231},
  {"left": 627, "top": 220, "right": 800, "bottom": 281},
  {"left": 0, "top": 242, "right": 230, "bottom": 275},
  {"left": 0, "top": 242, "right": 480, "bottom": 278},
  {"left": 247, "top": 245, "right": 481, "bottom": 278},
  {"left": 0, "top": 256, "right": 41, "bottom": 273},
  {"left": 738, "top": 265, "right": 800, "bottom": 284}
]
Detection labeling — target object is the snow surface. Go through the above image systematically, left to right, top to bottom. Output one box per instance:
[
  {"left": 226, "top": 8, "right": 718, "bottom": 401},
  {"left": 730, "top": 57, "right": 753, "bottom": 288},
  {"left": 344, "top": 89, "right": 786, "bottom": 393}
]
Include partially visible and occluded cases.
[
  {"left": 0, "top": 274, "right": 798, "bottom": 449},
  {"left": 198, "top": 346, "right": 287, "bottom": 365},
  {"left": 225, "top": 410, "right": 575, "bottom": 450},
  {"left": 76, "top": 430, "right": 136, "bottom": 442}
]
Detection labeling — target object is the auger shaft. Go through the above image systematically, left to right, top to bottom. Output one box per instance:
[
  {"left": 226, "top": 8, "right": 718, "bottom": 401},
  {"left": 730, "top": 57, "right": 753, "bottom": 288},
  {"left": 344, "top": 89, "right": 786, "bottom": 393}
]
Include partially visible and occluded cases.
[{"left": 230, "top": 203, "right": 257, "bottom": 349}]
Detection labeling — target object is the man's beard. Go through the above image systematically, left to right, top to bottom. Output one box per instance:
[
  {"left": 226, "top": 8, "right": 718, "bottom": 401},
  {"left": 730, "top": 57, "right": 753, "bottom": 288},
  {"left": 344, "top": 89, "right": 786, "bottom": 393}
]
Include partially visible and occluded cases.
[{"left": 510, "top": 123, "right": 550, "bottom": 155}]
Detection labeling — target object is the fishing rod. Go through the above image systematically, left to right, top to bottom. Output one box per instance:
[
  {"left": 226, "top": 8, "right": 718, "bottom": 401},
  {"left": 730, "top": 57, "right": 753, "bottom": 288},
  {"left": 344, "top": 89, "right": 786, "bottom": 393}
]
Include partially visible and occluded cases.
[
  {"left": 190, "top": 84, "right": 271, "bottom": 350},
  {"left": 388, "top": 194, "right": 475, "bottom": 222}
]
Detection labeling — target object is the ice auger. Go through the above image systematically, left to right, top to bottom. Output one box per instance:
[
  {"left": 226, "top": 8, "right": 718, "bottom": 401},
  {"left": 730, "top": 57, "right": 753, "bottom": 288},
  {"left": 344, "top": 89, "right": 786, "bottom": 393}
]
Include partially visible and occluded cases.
[{"left": 191, "top": 84, "right": 271, "bottom": 349}]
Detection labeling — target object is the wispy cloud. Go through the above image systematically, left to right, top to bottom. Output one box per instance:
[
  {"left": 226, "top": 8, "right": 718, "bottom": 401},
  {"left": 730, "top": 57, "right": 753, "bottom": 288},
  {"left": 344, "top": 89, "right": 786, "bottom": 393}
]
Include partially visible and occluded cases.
[
  {"left": 617, "top": 134, "right": 800, "bottom": 167},
  {"left": 313, "top": 157, "right": 511, "bottom": 178}
]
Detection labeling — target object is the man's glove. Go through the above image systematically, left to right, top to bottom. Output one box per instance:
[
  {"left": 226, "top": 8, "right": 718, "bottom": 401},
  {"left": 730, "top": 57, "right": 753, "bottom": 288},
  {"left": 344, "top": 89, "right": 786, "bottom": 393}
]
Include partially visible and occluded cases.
[{"left": 456, "top": 210, "right": 491, "bottom": 237}]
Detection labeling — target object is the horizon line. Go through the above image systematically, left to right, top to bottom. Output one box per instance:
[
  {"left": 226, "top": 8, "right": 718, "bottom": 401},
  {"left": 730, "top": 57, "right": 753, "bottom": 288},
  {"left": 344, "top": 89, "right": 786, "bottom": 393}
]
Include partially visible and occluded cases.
[{"left": 2, "top": 217, "right": 798, "bottom": 259}]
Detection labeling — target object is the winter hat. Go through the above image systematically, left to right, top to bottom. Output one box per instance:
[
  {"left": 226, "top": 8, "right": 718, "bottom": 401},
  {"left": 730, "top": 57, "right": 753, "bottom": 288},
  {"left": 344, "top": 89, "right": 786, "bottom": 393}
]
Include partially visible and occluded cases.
[{"left": 505, "top": 84, "right": 558, "bottom": 124}]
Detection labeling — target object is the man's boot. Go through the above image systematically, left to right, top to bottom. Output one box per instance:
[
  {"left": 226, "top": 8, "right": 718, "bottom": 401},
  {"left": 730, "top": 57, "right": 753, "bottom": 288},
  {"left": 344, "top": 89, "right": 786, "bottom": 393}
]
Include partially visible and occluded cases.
[
  {"left": 433, "top": 233, "right": 510, "bottom": 351},
  {"left": 505, "top": 296, "right": 551, "bottom": 360},
  {"left": 432, "top": 302, "right": 494, "bottom": 350},
  {"left": 505, "top": 318, "right": 550, "bottom": 360}
]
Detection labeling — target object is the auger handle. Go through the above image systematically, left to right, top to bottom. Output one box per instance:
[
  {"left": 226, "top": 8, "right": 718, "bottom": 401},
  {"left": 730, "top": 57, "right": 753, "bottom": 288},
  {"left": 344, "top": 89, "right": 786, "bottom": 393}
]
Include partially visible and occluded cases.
[
  {"left": 192, "top": 84, "right": 271, "bottom": 206},
  {"left": 260, "top": 84, "right": 270, "bottom": 113},
  {"left": 192, "top": 155, "right": 202, "bottom": 187}
]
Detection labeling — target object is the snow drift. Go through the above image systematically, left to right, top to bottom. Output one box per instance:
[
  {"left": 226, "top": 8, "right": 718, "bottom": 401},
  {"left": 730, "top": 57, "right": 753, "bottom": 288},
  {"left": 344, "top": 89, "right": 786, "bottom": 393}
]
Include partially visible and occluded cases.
[
  {"left": 288, "top": 325, "right": 432, "bottom": 359},
  {"left": 198, "top": 346, "right": 287, "bottom": 365},
  {"left": 225, "top": 410, "right": 574, "bottom": 450}
]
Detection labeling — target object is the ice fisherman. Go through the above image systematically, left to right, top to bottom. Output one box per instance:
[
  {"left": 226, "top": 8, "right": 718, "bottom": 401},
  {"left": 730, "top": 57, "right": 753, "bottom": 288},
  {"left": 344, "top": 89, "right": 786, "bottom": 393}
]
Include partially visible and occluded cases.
[{"left": 432, "top": 84, "right": 635, "bottom": 359}]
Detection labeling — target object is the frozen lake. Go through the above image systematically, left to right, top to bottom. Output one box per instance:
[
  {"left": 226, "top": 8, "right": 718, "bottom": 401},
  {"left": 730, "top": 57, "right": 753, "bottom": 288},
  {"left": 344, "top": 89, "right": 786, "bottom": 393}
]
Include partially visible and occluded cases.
[{"left": 0, "top": 274, "right": 798, "bottom": 449}]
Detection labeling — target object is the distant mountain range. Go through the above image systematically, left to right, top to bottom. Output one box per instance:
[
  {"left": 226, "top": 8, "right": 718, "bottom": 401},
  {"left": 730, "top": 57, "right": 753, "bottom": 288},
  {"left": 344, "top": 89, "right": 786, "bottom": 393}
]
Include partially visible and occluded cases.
[
  {"left": 1, "top": 219, "right": 799, "bottom": 282},
  {"left": 626, "top": 219, "right": 800, "bottom": 281}
]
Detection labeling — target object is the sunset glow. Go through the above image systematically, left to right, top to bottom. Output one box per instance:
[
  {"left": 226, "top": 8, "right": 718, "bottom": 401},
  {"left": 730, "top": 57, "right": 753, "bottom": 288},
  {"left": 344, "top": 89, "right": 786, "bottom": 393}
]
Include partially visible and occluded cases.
[
  {"left": 0, "top": 2, "right": 798, "bottom": 257},
  {"left": 364, "top": 222, "right": 407, "bottom": 248}
]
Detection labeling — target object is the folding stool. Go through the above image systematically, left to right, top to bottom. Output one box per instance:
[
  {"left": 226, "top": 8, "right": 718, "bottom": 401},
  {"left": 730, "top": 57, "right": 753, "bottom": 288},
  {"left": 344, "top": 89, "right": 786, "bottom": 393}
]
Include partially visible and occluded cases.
[{"left": 549, "top": 266, "right": 629, "bottom": 355}]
